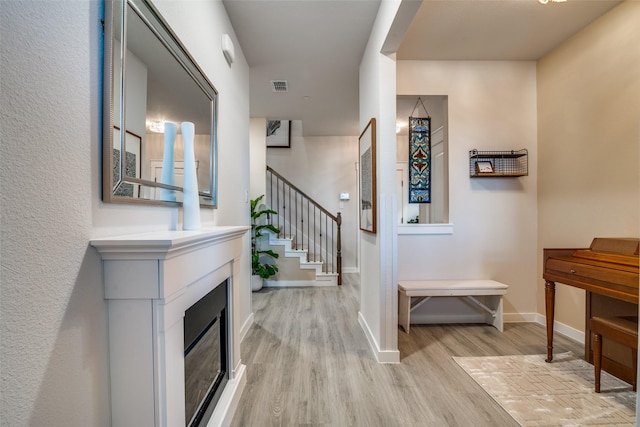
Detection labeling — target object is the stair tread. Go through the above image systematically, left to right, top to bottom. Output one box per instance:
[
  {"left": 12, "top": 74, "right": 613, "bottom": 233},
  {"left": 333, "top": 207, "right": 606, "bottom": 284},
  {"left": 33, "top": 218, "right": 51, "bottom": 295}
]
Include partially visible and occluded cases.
[{"left": 264, "top": 218, "right": 339, "bottom": 285}]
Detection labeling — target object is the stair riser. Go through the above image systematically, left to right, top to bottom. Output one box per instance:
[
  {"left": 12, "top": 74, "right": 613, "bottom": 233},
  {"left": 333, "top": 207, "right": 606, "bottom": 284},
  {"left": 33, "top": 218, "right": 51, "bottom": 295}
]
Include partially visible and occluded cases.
[{"left": 265, "top": 231, "right": 336, "bottom": 286}]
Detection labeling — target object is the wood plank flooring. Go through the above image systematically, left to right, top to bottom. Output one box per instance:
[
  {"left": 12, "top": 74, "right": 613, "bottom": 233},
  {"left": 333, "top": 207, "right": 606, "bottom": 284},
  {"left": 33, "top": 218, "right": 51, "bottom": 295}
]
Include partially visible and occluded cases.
[{"left": 231, "top": 273, "right": 583, "bottom": 426}]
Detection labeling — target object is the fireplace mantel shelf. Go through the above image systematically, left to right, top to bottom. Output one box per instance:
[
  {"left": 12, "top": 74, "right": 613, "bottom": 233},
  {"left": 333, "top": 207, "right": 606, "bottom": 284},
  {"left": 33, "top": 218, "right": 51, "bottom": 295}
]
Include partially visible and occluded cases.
[
  {"left": 91, "top": 225, "right": 249, "bottom": 427},
  {"left": 91, "top": 226, "right": 249, "bottom": 259}
]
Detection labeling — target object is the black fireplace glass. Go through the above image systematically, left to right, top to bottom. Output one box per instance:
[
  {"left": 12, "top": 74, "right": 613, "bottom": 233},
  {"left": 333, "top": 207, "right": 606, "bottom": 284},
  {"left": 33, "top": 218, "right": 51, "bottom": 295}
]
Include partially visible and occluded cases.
[{"left": 184, "top": 281, "right": 228, "bottom": 426}]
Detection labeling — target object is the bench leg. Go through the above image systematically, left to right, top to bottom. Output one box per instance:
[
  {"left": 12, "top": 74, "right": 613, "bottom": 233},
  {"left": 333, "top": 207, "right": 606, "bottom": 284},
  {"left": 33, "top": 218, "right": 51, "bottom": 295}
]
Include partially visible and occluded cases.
[
  {"left": 398, "top": 291, "right": 411, "bottom": 334},
  {"left": 466, "top": 295, "right": 504, "bottom": 332},
  {"left": 490, "top": 295, "right": 504, "bottom": 332}
]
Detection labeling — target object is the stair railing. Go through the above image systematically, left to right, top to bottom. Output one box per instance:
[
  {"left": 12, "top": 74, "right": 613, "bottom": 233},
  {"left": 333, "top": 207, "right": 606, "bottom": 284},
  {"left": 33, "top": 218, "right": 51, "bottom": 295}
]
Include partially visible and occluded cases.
[{"left": 266, "top": 166, "right": 342, "bottom": 285}]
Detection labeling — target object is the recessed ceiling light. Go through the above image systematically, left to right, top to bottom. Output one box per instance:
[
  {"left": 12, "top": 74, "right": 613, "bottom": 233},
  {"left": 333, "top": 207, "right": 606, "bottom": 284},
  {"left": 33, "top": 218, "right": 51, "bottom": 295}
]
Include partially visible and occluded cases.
[{"left": 147, "top": 120, "right": 166, "bottom": 133}]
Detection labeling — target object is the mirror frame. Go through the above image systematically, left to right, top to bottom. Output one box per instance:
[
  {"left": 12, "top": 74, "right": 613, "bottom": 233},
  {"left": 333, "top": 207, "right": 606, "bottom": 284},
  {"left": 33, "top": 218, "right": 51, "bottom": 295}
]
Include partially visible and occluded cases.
[{"left": 102, "top": 0, "right": 218, "bottom": 207}]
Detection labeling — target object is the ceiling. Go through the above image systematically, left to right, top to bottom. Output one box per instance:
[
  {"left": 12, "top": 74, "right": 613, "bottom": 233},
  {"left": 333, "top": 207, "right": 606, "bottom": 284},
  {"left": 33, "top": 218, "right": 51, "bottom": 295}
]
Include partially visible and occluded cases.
[{"left": 223, "top": 0, "right": 622, "bottom": 137}]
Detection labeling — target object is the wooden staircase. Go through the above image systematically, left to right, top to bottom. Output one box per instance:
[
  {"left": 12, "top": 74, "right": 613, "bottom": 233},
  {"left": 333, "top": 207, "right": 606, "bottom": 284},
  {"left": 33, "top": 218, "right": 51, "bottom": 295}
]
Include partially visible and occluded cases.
[
  {"left": 264, "top": 166, "right": 342, "bottom": 286},
  {"left": 263, "top": 231, "right": 338, "bottom": 287}
]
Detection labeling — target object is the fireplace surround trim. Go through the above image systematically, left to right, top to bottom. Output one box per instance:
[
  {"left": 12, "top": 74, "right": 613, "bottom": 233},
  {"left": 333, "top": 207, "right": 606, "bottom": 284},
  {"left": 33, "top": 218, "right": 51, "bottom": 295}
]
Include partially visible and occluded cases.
[{"left": 91, "top": 226, "right": 249, "bottom": 427}]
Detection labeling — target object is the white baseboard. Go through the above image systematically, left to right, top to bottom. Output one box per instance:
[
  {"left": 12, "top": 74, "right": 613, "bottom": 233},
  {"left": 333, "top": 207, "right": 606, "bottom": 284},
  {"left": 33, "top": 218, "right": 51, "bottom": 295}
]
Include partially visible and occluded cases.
[
  {"left": 343, "top": 267, "right": 359, "bottom": 274},
  {"left": 263, "top": 279, "right": 336, "bottom": 287},
  {"left": 408, "top": 310, "right": 584, "bottom": 345},
  {"left": 239, "top": 312, "right": 254, "bottom": 342},
  {"left": 358, "top": 312, "right": 400, "bottom": 364},
  {"left": 503, "top": 312, "right": 539, "bottom": 323},
  {"left": 504, "top": 312, "right": 584, "bottom": 345},
  {"left": 410, "top": 313, "right": 488, "bottom": 324},
  {"left": 531, "top": 313, "right": 585, "bottom": 345},
  {"left": 207, "top": 363, "right": 246, "bottom": 427}
]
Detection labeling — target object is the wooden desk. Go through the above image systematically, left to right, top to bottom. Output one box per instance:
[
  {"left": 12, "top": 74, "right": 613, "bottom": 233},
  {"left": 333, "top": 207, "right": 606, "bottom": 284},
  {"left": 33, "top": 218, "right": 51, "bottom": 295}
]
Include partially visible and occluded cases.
[{"left": 544, "top": 238, "right": 639, "bottom": 385}]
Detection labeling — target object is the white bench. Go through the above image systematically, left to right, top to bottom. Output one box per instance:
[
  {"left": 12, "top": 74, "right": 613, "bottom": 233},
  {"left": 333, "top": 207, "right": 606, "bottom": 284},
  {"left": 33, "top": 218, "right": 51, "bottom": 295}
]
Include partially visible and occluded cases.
[{"left": 398, "top": 280, "right": 509, "bottom": 334}]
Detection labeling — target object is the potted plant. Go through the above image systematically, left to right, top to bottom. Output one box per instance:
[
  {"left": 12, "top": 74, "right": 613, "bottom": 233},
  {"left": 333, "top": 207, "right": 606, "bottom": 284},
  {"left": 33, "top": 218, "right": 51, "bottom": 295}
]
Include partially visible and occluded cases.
[{"left": 251, "top": 195, "right": 280, "bottom": 291}]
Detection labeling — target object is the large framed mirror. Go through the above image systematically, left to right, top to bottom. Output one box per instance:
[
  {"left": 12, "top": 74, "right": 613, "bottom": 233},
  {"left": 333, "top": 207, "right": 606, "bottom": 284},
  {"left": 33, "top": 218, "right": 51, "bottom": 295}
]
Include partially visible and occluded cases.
[{"left": 103, "top": 0, "right": 217, "bottom": 207}]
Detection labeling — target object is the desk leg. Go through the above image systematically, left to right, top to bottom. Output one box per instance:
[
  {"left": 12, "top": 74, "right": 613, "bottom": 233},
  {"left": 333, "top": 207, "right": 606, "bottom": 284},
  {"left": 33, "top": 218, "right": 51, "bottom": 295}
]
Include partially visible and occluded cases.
[{"left": 545, "top": 281, "right": 556, "bottom": 362}]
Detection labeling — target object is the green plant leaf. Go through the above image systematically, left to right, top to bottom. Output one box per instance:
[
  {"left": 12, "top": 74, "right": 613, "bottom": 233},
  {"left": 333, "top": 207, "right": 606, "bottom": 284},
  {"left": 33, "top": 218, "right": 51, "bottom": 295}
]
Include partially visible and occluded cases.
[
  {"left": 250, "top": 194, "right": 280, "bottom": 279},
  {"left": 255, "top": 224, "right": 280, "bottom": 234},
  {"left": 257, "top": 249, "right": 279, "bottom": 259}
]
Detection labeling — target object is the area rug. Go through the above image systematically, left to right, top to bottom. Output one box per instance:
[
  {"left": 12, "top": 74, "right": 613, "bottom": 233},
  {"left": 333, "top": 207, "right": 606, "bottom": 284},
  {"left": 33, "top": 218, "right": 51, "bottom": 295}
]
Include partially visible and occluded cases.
[{"left": 453, "top": 352, "right": 636, "bottom": 426}]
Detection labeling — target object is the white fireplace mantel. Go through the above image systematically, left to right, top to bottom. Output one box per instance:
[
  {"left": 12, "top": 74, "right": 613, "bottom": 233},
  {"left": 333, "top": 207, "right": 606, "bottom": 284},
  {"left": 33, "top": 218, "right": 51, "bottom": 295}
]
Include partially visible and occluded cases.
[{"left": 91, "top": 226, "right": 249, "bottom": 427}]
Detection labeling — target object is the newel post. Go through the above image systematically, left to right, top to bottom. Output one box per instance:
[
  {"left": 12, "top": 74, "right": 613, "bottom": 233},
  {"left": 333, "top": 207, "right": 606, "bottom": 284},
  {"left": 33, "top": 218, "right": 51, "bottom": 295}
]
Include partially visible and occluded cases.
[{"left": 337, "top": 212, "right": 342, "bottom": 286}]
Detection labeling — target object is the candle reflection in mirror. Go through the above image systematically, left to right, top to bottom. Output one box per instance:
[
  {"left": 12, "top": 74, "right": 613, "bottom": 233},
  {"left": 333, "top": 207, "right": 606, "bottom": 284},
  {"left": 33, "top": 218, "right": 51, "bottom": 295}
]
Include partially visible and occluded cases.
[
  {"left": 159, "top": 121, "right": 177, "bottom": 202},
  {"left": 182, "top": 122, "right": 201, "bottom": 230}
]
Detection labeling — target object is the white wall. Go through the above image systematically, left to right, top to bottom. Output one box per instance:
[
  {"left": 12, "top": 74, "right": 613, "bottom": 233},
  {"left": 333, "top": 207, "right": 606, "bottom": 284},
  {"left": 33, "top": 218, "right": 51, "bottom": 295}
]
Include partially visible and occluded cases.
[
  {"left": 0, "top": 0, "right": 250, "bottom": 425},
  {"left": 358, "top": 0, "right": 403, "bottom": 363},
  {"left": 113, "top": 39, "right": 148, "bottom": 139},
  {"left": 396, "top": 61, "right": 538, "bottom": 321},
  {"left": 250, "top": 117, "right": 267, "bottom": 200},
  {"left": 266, "top": 124, "right": 359, "bottom": 271}
]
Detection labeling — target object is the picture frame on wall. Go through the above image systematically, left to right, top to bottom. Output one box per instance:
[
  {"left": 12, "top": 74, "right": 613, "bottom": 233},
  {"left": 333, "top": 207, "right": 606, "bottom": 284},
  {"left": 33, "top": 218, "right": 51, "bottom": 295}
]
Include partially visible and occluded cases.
[
  {"left": 359, "top": 118, "right": 376, "bottom": 233},
  {"left": 266, "top": 120, "right": 291, "bottom": 148},
  {"left": 113, "top": 127, "right": 142, "bottom": 197},
  {"left": 476, "top": 160, "right": 494, "bottom": 174}
]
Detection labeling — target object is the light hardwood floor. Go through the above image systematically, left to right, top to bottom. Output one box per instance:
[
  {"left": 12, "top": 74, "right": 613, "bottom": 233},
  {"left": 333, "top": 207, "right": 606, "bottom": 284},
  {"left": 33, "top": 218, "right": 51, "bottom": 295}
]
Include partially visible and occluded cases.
[{"left": 231, "top": 273, "right": 583, "bottom": 426}]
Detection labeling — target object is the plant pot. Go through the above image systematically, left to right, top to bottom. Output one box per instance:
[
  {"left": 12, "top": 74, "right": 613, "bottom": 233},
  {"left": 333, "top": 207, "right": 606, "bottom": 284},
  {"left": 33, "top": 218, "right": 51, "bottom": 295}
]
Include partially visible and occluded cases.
[{"left": 251, "top": 274, "right": 263, "bottom": 292}]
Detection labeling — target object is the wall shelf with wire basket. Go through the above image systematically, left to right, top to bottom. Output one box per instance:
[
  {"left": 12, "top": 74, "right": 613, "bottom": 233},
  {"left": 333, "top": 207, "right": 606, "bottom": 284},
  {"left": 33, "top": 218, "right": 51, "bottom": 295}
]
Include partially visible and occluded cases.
[{"left": 469, "top": 149, "right": 528, "bottom": 177}]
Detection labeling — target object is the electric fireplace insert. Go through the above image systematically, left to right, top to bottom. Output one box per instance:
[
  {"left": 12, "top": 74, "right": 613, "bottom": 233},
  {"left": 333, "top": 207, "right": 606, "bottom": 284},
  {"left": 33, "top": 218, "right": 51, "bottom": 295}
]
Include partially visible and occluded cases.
[{"left": 184, "top": 280, "right": 229, "bottom": 426}]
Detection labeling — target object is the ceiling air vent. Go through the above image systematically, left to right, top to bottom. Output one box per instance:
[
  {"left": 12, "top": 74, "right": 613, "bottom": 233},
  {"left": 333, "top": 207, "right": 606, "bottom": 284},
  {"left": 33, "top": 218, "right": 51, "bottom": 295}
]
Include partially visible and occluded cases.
[{"left": 270, "top": 80, "right": 288, "bottom": 93}]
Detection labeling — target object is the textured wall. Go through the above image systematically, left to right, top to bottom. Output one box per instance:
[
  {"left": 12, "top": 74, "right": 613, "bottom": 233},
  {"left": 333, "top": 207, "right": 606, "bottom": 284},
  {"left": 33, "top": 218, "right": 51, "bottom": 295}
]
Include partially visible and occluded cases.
[
  {"left": 0, "top": 0, "right": 250, "bottom": 425},
  {"left": 1, "top": 2, "right": 110, "bottom": 425}
]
